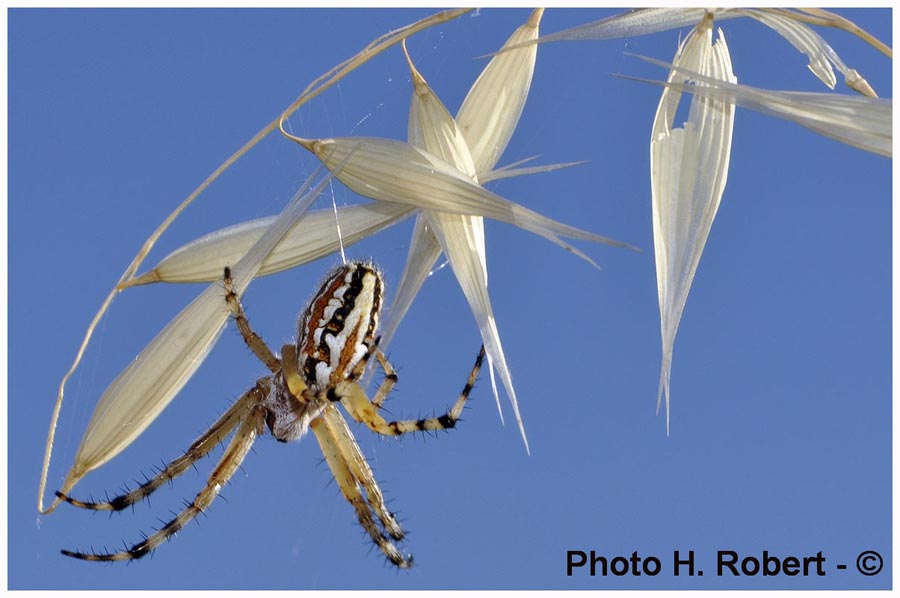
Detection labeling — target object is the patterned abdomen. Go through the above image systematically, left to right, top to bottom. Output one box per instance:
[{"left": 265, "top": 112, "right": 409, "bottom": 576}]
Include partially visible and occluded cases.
[{"left": 296, "top": 262, "right": 383, "bottom": 389}]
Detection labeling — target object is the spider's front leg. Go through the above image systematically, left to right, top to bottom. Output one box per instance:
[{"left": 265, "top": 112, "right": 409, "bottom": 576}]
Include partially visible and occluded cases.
[{"left": 336, "top": 345, "right": 485, "bottom": 436}]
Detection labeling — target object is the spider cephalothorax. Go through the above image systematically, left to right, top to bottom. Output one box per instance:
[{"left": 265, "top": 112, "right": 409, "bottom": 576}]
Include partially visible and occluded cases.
[{"left": 57, "top": 260, "right": 484, "bottom": 569}]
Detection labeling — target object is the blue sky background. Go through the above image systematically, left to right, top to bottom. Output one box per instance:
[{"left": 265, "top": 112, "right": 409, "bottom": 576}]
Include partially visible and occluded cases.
[{"left": 9, "top": 8, "right": 892, "bottom": 590}]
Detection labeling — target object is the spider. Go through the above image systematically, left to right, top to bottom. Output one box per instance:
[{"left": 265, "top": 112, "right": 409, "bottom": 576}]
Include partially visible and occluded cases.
[{"left": 56, "top": 260, "right": 485, "bottom": 568}]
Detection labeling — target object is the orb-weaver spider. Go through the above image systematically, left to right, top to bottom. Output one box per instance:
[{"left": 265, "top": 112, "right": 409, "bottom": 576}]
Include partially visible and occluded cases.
[{"left": 57, "top": 261, "right": 484, "bottom": 568}]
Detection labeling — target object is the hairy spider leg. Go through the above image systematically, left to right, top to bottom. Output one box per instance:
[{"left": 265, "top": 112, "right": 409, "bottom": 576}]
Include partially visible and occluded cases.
[
  {"left": 224, "top": 266, "right": 281, "bottom": 373},
  {"left": 336, "top": 345, "right": 485, "bottom": 436},
  {"left": 370, "top": 350, "right": 398, "bottom": 408},
  {"left": 57, "top": 380, "right": 270, "bottom": 512},
  {"left": 61, "top": 403, "right": 267, "bottom": 561},
  {"left": 324, "top": 406, "right": 404, "bottom": 540},
  {"left": 311, "top": 410, "right": 412, "bottom": 569}
]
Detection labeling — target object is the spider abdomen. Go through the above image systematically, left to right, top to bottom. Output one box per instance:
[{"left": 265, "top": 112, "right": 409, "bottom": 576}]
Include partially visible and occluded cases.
[{"left": 296, "top": 262, "right": 383, "bottom": 388}]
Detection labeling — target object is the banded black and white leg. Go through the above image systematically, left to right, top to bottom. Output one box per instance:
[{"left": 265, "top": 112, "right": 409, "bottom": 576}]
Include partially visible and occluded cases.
[
  {"left": 58, "top": 269, "right": 280, "bottom": 559},
  {"left": 336, "top": 345, "right": 485, "bottom": 436},
  {"left": 368, "top": 348, "right": 399, "bottom": 409},
  {"left": 56, "top": 380, "right": 270, "bottom": 514},
  {"left": 60, "top": 397, "right": 268, "bottom": 561}
]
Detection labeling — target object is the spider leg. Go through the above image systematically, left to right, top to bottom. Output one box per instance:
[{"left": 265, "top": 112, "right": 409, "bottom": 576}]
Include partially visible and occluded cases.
[
  {"left": 224, "top": 266, "right": 281, "bottom": 372},
  {"left": 340, "top": 340, "right": 397, "bottom": 409},
  {"left": 280, "top": 343, "right": 308, "bottom": 398},
  {"left": 337, "top": 345, "right": 485, "bottom": 436},
  {"left": 369, "top": 350, "right": 398, "bottom": 409},
  {"left": 57, "top": 379, "right": 270, "bottom": 512},
  {"left": 61, "top": 403, "right": 267, "bottom": 561},
  {"left": 323, "top": 406, "right": 404, "bottom": 541},
  {"left": 312, "top": 408, "right": 412, "bottom": 569}
]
